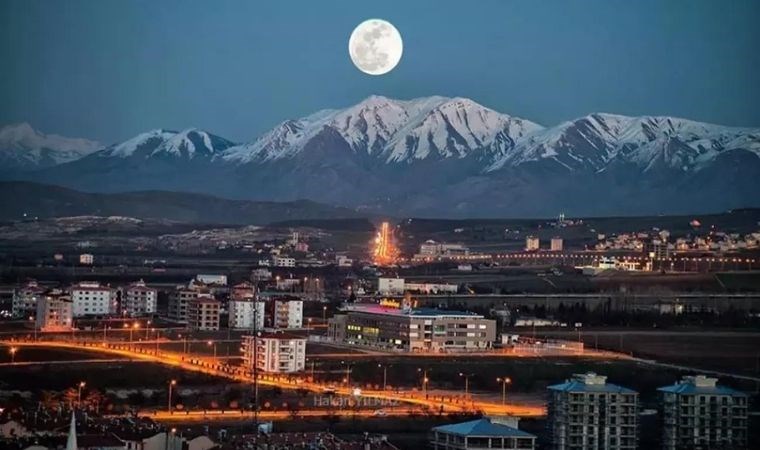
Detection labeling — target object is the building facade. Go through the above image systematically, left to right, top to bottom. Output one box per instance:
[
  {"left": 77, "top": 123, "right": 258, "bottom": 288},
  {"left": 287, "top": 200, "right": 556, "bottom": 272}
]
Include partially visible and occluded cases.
[
  {"left": 525, "top": 236, "right": 540, "bottom": 252},
  {"left": 551, "top": 237, "right": 564, "bottom": 252},
  {"left": 272, "top": 256, "right": 296, "bottom": 267},
  {"left": 378, "top": 277, "right": 405, "bottom": 295},
  {"left": 12, "top": 280, "right": 44, "bottom": 318},
  {"left": 122, "top": 280, "right": 157, "bottom": 317},
  {"left": 70, "top": 282, "right": 117, "bottom": 317},
  {"left": 167, "top": 286, "right": 204, "bottom": 323},
  {"left": 35, "top": 290, "right": 73, "bottom": 332},
  {"left": 187, "top": 295, "right": 221, "bottom": 331},
  {"left": 228, "top": 299, "right": 266, "bottom": 330},
  {"left": 272, "top": 299, "right": 303, "bottom": 329},
  {"left": 329, "top": 304, "right": 496, "bottom": 353},
  {"left": 241, "top": 332, "right": 306, "bottom": 373},
  {"left": 547, "top": 372, "right": 638, "bottom": 450},
  {"left": 658, "top": 375, "right": 747, "bottom": 450},
  {"left": 430, "top": 418, "right": 536, "bottom": 450}
]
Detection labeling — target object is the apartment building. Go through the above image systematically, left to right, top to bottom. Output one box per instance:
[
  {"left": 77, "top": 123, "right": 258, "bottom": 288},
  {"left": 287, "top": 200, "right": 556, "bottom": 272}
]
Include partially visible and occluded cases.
[
  {"left": 12, "top": 280, "right": 44, "bottom": 318},
  {"left": 122, "top": 280, "right": 157, "bottom": 317},
  {"left": 70, "top": 282, "right": 117, "bottom": 317},
  {"left": 35, "top": 290, "right": 73, "bottom": 332},
  {"left": 186, "top": 295, "right": 221, "bottom": 331},
  {"left": 228, "top": 299, "right": 266, "bottom": 330},
  {"left": 272, "top": 299, "right": 303, "bottom": 329},
  {"left": 241, "top": 332, "right": 306, "bottom": 373},
  {"left": 547, "top": 372, "right": 638, "bottom": 450},
  {"left": 658, "top": 375, "right": 747, "bottom": 450}
]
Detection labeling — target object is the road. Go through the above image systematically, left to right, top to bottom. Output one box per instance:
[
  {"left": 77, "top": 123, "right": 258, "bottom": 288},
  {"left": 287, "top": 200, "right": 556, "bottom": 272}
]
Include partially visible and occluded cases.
[{"left": 1, "top": 339, "right": 545, "bottom": 418}]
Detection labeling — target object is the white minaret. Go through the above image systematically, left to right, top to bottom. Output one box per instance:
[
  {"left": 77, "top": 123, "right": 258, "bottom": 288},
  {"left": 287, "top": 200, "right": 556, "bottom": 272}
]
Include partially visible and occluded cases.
[{"left": 65, "top": 412, "right": 77, "bottom": 450}]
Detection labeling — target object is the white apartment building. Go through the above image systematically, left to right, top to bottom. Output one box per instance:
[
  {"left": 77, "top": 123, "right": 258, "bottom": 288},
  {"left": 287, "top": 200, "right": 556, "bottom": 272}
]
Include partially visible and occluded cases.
[
  {"left": 525, "top": 236, "right": 540, "bottom": 252},
  {"left": 551, "top": 237, "right": 564, "bottom": 252},
  {"left": 272, "top": 256, "right": 296, "bottom": 267},
  {"left": 195, "top": 274, "right": 227, "bottom": 286},
  {"left": 378, "top": 277, "right": 405, "bottom": 294},
  {"left": 12, "top": 280, "right": 44, "bottom": 318},
  {"left": 122, "top": 280, "right": 157, "bottom": 317},
  {"left": 70, "top": 282, "right": 117, "bottom": 317},
  {"left": 405, "top": 282, "right": 458, "bottom": 294},
  {"left": 35, "top": 291, "right": 73, "bottom": 332},
  {"left": 187, "top": 295, "right": 221, "bottom": 331},
  {"left": 228, "top": 299, "right": 266, "bottom": 330},
  {"left": 272, "top": 299, "right": 303, "bottom": 329},
  {"left": 241, "top": 332, "right": 306, "bottom": 373},
  {"left": 547, "top": 372, "right": 638, "bottom": 450},
  {"left": 658, "top": 375, "right": 747, "bottom": 450}
]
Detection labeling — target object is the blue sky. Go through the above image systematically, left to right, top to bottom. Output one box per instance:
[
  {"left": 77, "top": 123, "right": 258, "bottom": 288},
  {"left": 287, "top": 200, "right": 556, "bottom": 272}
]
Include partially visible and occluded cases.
[{"left": 1, "top": 0, "right": 758, "bottom": 144}]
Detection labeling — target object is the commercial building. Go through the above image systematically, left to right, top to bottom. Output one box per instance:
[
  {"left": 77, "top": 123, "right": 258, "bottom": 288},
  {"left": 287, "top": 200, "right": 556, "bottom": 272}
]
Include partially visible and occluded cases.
[
  {"left": 525, "top": 236, "right": 540, "bottom": 252},
  {"left": 551, "top": 237, "right": 564, "bottom": 252},
  {"left": 415, "top": 241, "right": 470, "bottom": 260},
  {"left": 378, "top": 277, "right": 405, "bottom": 295},
  {"left": 12, "top": 280, "right": 44, "bottom": 318},
  {"left": 122, "top": 280, "right": 157, "bottom": 317},
  {"left": 404, "top": 281, "right": 458, "bottom": 294},
  {"left": 70, "top": 282, "right": 117, "bottom": 317},
  {"left": 35, "top": 290, "right": 73, "bottom": 332},
  {"left": 187, "top": 295, "right": 221, "bottom": 331},
  {"left": 228, "top": 299, "right": 266, "bottom": 330},
  {"left": 272, "top": 299, "right": 303, "bottom": 329},
  {"left": 329, "top": 303, "right": 496, "bottom": 353},
  {"left": 241, "top": 332, "right": 306, "bottom": 373},
  {"left": 547, "top": 372, "right": 638, "bottom": 450},
  {"left": 658, "top": 375, "right": 747, "bottom": 450},
  {"left": 430, "top": 418, "right": 536, "bottom": 450}
]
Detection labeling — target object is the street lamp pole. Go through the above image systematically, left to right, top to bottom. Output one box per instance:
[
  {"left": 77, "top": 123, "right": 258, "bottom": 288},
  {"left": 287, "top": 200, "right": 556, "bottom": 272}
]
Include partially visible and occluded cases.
[
  {"left": 9, "top": 347, "right": 17, "bottom": 364},
  {"left": 378, "top": 364, "right": 388, "bottom": 390},
  {"left": 459, "top": 372, "right": 474, "bottom": 399},
  {"left": 497, "top": 377, "right": 512, "bottom": 406},
  {"left": 168, "top": 380, "right": 176, "bottom": 414},
  {"left": 77, "top": 381, "right": 85, "bottom": 408}
]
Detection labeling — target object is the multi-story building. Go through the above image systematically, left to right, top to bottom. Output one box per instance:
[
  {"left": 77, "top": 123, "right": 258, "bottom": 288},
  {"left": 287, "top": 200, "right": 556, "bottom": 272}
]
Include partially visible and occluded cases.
[
  {"left": 525, "top": 236, "right": 540, "bottom": 252},
  {"left": 551, "top": 237, "right": 564, "bottom": 252},
  {"left": 415, "top": 241, "right": 470, "bottom": 260},
  {"left": 79, "top": 254, "right": 94, "bottom": 265},
  {"left": 272, "top": 256, "right": 296, "bottom": 268},
  {"left": 195, "top": 274, "right": 227, "bottom": 286},
  {"left": 378, "top": 277, "right": 405, "bottom": 295},
  {"left": 12, "top": 280, "right": 45, "bottom": 318},
  {"left": 122, "top": 280, "right": 157, "bottom": 317},
  {"left": 230, "top": 281, "right": 256, "bottom": 300},
  {"left": 70, "top": 282, "right": 117, "bottom": 317},
  {"left": 404, "top": 282, "right": 458, "bottom": 294},
  {"left": 167, "top": 284, "right": 208, "bottom": 323},
  {"left": 35, "top": 290, "right": 73, "bottom": 332},
  {"left": 187, "top": 295, "right": 221, "bottom": 331},
  {"left": 228, "top": 299, "right": 266, "bottom": 330},
  {"left": 272, "top": 299, "right": 303, "bottom": 329},
  {"left": 329, "top": 303, "right": 496, "bottom": 353},
  {"left": 241, "top": 332, "right": 306, "bottom": 373},
  {"left": 547, "top": 372, "right": 638, "bottom": 450},
  {"left": 658, "top": 375, "right": 747, "bottom": 450},
  {"left": 430, "top": 418, "right": 536, "bottom": 450}
]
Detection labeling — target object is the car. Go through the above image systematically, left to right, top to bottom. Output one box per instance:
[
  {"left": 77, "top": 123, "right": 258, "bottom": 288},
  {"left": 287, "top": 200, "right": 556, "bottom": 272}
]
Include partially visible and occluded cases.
[{"left": 372, "top": 409, "right": 387, "bottom": 416}]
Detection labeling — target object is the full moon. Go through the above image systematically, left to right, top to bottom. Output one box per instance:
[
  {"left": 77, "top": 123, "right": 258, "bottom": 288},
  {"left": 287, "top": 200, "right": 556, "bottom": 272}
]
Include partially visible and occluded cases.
[{"left": 348, "top": 19, "right": 403, "bottom": 76}]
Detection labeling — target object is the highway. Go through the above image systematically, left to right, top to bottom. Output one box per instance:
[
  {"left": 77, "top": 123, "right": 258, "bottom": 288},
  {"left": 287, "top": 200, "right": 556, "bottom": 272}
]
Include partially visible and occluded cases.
[{"left": 1, "top": 339, "right": 546, "bottom": 418}]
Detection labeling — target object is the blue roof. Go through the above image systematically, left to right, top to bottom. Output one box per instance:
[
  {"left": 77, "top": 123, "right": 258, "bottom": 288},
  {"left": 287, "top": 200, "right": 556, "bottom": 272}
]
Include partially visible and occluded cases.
[
  {"left": 547, "top": 380, "right": 637, "bottom": 394},
  {"left": 657, "top": 383, "right": 746, "bottom": 396},
  {"left": 432, "top": 419, "right": 536, "bottom": 438}
]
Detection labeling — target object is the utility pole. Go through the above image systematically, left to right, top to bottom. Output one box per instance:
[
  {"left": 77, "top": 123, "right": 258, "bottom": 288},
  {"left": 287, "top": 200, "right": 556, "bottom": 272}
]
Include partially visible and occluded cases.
[{"left": 168, "top": 380, "right": 176, "bottom": 414}]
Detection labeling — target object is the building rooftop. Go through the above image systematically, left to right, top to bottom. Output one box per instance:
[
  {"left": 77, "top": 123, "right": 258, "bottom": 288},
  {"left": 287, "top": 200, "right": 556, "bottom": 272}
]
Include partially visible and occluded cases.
[
  {"left": 346, "top": 303, "right": 482, "bottom": 318},
  {"left": 548, "top": 373, "right": 637, "bottom": 394},
  {"left": 658, "top": 375, "right": 746, "bottom": 396},
  {"left": 432, "top": 418, "right": 535, "bottom": 438}
]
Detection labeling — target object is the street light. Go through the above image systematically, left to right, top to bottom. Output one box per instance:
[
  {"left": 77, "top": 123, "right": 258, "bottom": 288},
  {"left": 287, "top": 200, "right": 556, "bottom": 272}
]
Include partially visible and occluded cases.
[
  {"left": 322, "top": 306, "right": 327, "bottom": 322},
  {"left": 207, "top": 340, "right": 217, "bottom": 362},
  {"left": 9, "top": 347, "right": 17, "bottom": 364},
  {"left": 341, "top": 360, "right": 352, "bottom": 387},
  {"left": 378, "top": 363, "right": 389, "bottom": 391},
  {"left": 418, "top": 368, "right": 429, "bottom": 397},
  {"left": 459, "top": 372, "right": 474, "bottom": 399},
  {"left": 496, "top": 377, "right": 512, "bottom": 406},
  {"left": 168, "top": 380, "right": 177, "bottom": 413},
  {"left": 77, "top": 381, "right": 86, "bottom": 408}
]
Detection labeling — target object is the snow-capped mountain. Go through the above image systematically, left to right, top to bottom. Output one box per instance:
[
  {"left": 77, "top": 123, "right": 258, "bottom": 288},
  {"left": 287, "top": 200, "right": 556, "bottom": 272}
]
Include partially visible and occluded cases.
[
  {"left": 222, "top": 95, "right": 542, "bottom": 165},
  {"left": 4, "top": 96, "right": 760, "bottom": 217},
  {"left": 0, "top": 123, "right": 101, "bottom": 171}
]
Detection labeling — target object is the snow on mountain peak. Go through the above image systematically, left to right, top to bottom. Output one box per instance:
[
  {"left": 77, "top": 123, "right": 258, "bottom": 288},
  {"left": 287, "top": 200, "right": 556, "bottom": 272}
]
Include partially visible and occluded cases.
[{"left": 0, "top": 123, "right": 101, "bottom": 168}]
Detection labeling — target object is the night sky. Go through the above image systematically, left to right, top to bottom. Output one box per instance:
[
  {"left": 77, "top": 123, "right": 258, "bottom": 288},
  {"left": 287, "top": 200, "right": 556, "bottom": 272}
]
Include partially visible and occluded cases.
[{"left": 1, "top": 0, "right": 758, "bottom": 144}]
